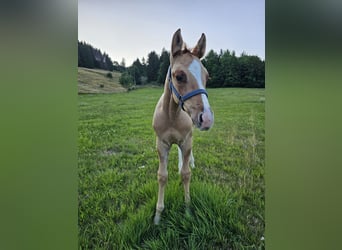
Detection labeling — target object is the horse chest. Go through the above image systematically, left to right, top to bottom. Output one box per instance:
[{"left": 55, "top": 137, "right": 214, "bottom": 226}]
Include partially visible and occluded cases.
[
  {"left": 154, "top": 117, "right": 191, "bottom": 144},
  {"left": 166, "top": 126, "right": 192, "bottom": 145}
]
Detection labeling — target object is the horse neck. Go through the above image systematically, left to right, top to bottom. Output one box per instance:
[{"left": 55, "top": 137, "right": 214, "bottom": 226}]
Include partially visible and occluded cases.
[{"left": 162, "top": 78, "right": 181, "bottom": 119}]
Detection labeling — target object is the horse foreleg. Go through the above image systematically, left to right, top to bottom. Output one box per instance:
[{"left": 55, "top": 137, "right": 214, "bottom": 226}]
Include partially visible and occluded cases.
[
  {"left": 154, "top": 138, "right": 170, "bottom": 225},
  {"left": 180, "top": 140, "right": 192, "bottom": 205}
]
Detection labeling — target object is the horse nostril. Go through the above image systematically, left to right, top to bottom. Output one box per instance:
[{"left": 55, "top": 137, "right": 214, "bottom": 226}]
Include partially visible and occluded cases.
[{"left": 199, "top": 113, "right": 203, "bottom": 124}]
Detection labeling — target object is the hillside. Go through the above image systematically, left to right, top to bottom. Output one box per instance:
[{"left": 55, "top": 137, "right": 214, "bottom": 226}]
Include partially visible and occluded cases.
[{"left": 78, "top": 67, "right": 126, "bottom": 94}]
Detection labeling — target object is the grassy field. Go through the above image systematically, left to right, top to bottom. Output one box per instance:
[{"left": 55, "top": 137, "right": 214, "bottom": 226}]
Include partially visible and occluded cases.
[
  {"left": 78, "top": 67, "right": 126, "bottom": 94},
  {"left": 78, "top": 87, "right": 265, "bottom": 249}
]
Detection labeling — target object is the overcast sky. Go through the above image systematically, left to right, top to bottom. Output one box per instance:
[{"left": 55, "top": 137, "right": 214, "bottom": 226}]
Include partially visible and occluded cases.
[{"left": 78, "top": 0, "right": 264, "bottom": 66}]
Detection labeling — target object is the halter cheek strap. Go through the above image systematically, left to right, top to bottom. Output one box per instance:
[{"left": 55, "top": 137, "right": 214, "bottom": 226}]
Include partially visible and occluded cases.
[{"left": 168, "top": 66, "right": 208, "bottom": 111}]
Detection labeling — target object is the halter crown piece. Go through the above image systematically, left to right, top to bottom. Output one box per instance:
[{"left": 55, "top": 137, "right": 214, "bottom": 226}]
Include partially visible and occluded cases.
[{"left": 168, "top": 66, "right": 208, "bottom": 111}]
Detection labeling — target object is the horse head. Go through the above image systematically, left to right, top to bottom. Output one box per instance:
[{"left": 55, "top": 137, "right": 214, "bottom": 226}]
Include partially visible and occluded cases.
[{"left": 169, "top": 29, "right": 214, "bottom": 131}]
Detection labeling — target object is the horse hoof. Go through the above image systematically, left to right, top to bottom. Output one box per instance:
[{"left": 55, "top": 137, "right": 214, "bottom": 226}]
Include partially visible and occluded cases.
[
  {"left": 185, "top": 207, "right": 192, "bottom": 218},
  {"left": 154, "top": 214, "right": 161, "bottom": 225}
]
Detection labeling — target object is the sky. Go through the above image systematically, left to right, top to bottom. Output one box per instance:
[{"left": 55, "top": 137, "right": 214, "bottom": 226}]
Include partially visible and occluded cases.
[{"left": 78, "top": 0, "right": 264, "bottom": 66}]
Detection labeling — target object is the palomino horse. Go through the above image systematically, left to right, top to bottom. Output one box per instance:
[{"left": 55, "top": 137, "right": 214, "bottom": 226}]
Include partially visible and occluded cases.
[{"left": 152, "top": 29, "right": 214, "bottom": 224}]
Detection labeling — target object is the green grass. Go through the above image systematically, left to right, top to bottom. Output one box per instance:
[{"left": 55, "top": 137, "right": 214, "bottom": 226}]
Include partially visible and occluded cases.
[
  {"left": 78, "top": 67, "right": 126, "bottom": 94},
  {"left": 78, "top": 87, "right": 265, "bottom": 249}
]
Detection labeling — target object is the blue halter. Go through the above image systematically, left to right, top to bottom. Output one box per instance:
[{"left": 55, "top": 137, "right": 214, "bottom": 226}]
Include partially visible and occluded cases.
[{"left": 168, "top": 66, "right": 208, "bottom": 111}]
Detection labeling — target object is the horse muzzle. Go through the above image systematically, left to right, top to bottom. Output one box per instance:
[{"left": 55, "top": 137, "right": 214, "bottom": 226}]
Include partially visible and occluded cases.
[{"left": 198, "top": 107, "right": 214, "bottom": 131}]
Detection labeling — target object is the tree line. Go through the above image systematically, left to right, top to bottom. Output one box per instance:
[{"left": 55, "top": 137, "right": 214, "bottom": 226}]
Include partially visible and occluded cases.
[
  {"left": 78, "top": 41, "right": 265, "bottom": 88},
  {"left": 78, "top": 41, "right": 123, "bottom": 72},
  {"left": 119, "top": 49, "right": 170, "bottom": 87},
  {"left": 121, "top": 49, "right": 264, "bottom": 88},
  {"left": 202, "top": 50, "right": 265, "bottom": 88}
]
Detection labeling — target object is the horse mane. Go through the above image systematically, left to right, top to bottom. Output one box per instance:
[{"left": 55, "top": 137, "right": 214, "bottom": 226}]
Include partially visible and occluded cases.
[
  {"left": 172, "top": 43, "right": 192, "bottom": 57},
  {"left": 181, "top": 43, "right": 191, "bottom": 54}
]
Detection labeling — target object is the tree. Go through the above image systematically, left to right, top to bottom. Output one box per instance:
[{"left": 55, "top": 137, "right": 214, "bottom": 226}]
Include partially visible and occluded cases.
[
  {"left": 78, "top": 41, "right": 115, "bottom": 71},
  {"left": 78, "top": 41, "right": 95, "bottom": 68},
  {"left": 157, "top": 49, "right": 170, "bottom": 84},
  {"left": 202, "top": 50, "right": 222, "bottom": 87},
  {"left": 219, "top": 50, "right": 232, "bottom": 87},
  {"left": 220, "top": 50, "right": 240, "bottom": 87},
  {"left": 146, "top": 51, "right": 160, "bottom": 83},
  {"left": 228, "top": 51, "right": 240, "bottom": 86},
  {"left": 103, "top": 53, "right": 114, "bottom": 71},
  {"left": 237, "top": 53, "right": 250, "bottom": 87},
  {"left": 245, "top": 56, "right": 265, "bottom": 88},
  {"left": 120, "top": 58, "right": 126, "bottom": 68},
  {"left": 130, "top": 59, "right": 145, "bottom": 85},
  {"left": 257, "top": 60, "right": 265, "bottom": 88},
  {"left": 119, "top": 71, "right": 134, "bottom": 88}
]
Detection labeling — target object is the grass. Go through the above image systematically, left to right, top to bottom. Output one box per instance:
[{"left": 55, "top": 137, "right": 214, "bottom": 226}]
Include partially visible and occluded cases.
[
  {"left": 78, "top": 67, "right": 126, "bottom": 94},
  {"left": 78, "top": 87, "right": 265, "bottom": 249}
]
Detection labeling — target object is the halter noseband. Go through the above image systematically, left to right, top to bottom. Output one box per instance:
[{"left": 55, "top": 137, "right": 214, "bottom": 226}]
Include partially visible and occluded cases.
[{"left": 168, "top": 66, "right": 208, "bottom": 111}]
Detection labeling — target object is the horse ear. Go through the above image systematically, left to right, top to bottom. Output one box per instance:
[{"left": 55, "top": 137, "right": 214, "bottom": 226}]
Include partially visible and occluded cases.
[
  {"left": 171, "top": 29, "right": 183, "bottom": 58},
  {"left": 192, "top": 33, "right": 206, "bottom": 59}
]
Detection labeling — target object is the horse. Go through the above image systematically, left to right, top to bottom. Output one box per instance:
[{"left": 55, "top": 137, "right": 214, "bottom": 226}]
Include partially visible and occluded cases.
[{"left": 152, "top": 29, "right": 214, "bottom": 224}]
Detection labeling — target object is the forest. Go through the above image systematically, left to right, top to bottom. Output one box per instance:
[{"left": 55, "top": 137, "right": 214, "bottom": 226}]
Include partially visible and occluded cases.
[{"left": 78, "top": 41, "right": 265, "bottom": 88}]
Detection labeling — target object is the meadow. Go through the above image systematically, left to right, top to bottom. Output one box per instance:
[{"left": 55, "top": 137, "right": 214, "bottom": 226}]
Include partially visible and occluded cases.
[
  {"left": 78, "top": 67, "right": 126, "bottom": 94},
  {"left": 78, "top": 87, "right": 265, "bottom": 249}
]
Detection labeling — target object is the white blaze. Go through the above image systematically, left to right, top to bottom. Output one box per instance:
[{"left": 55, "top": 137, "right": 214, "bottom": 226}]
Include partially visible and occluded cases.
[{"left": 188, "top": 60, "right": 210, "bottom": 110}]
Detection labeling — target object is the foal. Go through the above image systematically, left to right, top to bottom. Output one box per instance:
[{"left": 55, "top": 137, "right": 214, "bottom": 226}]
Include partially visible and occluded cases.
[{"left": 152, "top": 29, "right": 214, "bottom": 224}]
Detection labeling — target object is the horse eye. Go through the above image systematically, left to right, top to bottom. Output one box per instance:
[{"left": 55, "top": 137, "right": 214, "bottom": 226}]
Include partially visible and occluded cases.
[{"left": 175, "top": 71, "right": 187, "bottom": 83}]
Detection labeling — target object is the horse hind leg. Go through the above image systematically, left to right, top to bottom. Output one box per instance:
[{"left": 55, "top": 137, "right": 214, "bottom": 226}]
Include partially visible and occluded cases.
[
  {"left": 179, "top": 144, "right": 192, "bottom": 205},
  {"left": 178, "top": 146, "right": 195, "bottom": 174},
  {"left": 178, "top": 146, "right": 183, "bottom": 173},
  {"left": 190, "top": 150, "right": 195, "bottom": 168}
]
